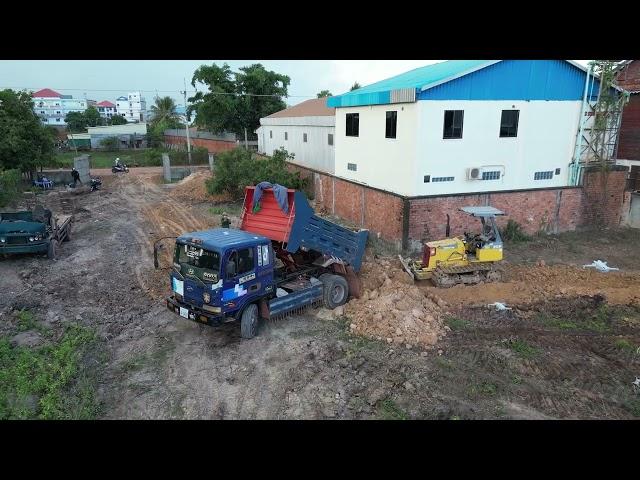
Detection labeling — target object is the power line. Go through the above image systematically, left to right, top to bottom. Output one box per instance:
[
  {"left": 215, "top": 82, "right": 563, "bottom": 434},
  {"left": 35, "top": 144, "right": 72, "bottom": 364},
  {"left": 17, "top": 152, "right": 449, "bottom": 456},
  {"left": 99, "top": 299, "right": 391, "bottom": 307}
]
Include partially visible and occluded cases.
[{"left": 0, "top": 86, "right": 316, "bottom": 98}]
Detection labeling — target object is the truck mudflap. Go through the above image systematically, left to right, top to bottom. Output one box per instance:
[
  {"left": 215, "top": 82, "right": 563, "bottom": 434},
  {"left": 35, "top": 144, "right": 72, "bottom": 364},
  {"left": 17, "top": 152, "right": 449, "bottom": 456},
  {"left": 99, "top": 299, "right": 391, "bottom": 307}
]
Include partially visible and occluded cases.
[
  {"left": 266, "top": 283, "right": 324, "bottom": 320},
  {"left": 166, "top": 295, "right": 225, "bottom": 327}
]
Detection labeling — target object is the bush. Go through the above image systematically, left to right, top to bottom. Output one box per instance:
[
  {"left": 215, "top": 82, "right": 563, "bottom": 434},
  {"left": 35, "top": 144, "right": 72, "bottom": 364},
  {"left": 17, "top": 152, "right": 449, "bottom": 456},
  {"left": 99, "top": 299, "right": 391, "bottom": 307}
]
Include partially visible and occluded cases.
[
  {"left": 100, "top": 136, "right": 119, "bottom": 151},
  {"left": 206, "top": 147, "right": 306, "bottom": 199},
  {"left": 0, "top": 169, "right": 21, "bottom": 207},
  {"left": 500, "top": 219, "right": 531, "bottom": 243}
]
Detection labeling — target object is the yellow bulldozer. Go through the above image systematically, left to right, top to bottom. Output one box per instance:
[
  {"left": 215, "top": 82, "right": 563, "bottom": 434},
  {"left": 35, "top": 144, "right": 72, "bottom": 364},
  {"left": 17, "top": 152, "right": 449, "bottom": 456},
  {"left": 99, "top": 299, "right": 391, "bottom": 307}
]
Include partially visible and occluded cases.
[{"left": 399, "top": 206, "right": 506, "bottom": 288}]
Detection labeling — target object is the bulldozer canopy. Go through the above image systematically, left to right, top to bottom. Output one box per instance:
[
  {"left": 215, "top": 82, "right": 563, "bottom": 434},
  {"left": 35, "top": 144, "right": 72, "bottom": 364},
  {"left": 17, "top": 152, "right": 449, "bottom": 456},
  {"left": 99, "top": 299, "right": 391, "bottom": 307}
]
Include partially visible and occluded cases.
[{"left": 459, "top": 206, "right": 505, "bottom": 217}]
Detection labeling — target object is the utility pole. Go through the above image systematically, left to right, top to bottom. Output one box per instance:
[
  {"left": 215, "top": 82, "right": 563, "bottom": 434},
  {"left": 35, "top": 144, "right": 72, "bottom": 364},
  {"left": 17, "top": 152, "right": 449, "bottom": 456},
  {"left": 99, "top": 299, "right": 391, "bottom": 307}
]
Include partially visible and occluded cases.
[
  {"left": 181, "top": 78, "right": 192, "bottom": 171},
  {"left": 244, "top": 127, "right": 248, "bottom": 150}
]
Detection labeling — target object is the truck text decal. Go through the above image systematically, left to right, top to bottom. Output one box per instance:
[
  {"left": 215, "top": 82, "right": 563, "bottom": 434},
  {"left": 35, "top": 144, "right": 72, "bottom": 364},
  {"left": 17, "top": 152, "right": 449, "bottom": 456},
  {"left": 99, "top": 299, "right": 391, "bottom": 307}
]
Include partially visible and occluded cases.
[{"left": 238, "top": 272, "right": 256, "bottom": 284}]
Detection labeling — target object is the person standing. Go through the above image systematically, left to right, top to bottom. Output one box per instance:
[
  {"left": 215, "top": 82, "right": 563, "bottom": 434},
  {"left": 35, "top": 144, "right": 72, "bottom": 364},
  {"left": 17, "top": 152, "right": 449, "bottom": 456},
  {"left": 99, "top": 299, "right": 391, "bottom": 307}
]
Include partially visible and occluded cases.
[{"left": 71, "top": 167, "right": 81, "bottom": 187}]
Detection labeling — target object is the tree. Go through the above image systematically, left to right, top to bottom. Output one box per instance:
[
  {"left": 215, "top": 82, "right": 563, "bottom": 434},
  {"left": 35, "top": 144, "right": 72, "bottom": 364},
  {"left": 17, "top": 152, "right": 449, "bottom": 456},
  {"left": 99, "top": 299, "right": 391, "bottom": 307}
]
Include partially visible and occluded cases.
[
  {"left": 189, "top": 62, "right": 290, "bottom": 136},
  {"left": 350, "top": 82, "right": 361, "bottom": 91},
  {"left": 0, "top": 89, "right": 55, "bottom": 177},
  {"left": 317, "top": 90, "right": 332, "bottom": 98},
  {"left": 149, "top": 96, "right": 181, "bottom": 128},
  {"left": 84, "top": 106, "right": 102, "bottom": 127},
  {"left": 65, "top": 111, "right": 87, "bottom": 132},
  {"left": 110, "top": 115, "right": 128, "bottom": 125},
  {"left": 100, "top": 136, "right": 119, "bottom": 151}
]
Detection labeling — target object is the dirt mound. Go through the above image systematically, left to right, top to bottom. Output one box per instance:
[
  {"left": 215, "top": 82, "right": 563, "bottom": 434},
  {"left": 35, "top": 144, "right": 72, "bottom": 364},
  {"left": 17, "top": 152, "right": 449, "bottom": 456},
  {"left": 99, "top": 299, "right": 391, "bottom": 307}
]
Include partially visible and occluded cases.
[
  {"left": 168, "top": 171, "right": 230, "bottom": 203},
  {"left": 345, "top": 257, "right": 447, "bottom": 348},
  {"left": 425, "top": 264, "right": 640, "bottom": 308}
]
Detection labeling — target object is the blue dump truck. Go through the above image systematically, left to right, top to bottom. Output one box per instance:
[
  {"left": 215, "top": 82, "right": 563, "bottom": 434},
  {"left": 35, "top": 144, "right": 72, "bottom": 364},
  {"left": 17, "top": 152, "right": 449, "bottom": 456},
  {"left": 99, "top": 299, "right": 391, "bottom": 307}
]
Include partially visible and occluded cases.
[
  {"left": 155, "top": 185, "right": 369, "bottom": 339},
  {"left": 0, "top": 205, "right": 72, "bottom": 259}
]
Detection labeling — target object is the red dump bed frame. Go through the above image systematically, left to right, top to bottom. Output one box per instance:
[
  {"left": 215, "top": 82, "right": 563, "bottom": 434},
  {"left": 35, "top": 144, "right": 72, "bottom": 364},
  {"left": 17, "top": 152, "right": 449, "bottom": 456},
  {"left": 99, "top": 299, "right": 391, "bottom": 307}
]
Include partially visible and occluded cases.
[{"left": 240, "top": 186, "right": 296, "bottom": 243}]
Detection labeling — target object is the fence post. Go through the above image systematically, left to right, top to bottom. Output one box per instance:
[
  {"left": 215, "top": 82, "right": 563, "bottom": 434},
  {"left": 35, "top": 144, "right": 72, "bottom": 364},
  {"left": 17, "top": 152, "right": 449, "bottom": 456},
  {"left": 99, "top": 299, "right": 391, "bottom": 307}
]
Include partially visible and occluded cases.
[{"left": 162, "top": 153, "right": 171, "bottom": 182}]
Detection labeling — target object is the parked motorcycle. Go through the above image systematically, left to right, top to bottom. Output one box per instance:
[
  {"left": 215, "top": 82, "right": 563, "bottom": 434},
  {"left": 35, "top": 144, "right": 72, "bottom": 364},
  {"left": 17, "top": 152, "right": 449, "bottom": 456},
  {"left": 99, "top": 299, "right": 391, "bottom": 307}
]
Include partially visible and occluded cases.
[
  {"left": 112, "top": 164, "right": 129, "bottom": 173},
  {"left": 90, "top": 177, "right": 102, "bottom": 192}
]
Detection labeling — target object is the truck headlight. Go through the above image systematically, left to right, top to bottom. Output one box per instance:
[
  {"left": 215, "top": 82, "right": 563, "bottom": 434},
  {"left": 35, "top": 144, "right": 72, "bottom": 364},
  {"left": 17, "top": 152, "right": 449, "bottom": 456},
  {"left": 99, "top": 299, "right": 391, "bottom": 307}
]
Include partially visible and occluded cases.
[
  {"left": 29, "top": 237, "right": 35, "bottom": 242},
  {"left": 0, "top": 238, "right": 5, "bottom": 243},
  {"left": 203, "top": 292, "right": 211, "bottom": 303}
]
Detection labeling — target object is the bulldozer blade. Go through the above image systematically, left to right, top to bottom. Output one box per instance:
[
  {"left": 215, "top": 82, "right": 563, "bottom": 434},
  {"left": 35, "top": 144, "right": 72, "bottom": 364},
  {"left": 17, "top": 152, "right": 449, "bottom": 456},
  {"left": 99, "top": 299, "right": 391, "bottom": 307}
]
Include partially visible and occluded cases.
[{"left": 398, "top": 255, "right": 416, "bottom": 281}]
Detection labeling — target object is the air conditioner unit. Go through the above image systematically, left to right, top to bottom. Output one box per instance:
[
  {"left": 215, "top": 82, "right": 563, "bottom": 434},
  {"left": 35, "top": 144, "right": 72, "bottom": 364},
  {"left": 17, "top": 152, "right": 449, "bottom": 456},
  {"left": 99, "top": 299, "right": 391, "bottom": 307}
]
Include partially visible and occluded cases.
[
  {"left": 467, "top": 166, "right": 505, "bottom": 181},
  {"left": 467, "top": 167, "right": 482, "bottom": 180}
]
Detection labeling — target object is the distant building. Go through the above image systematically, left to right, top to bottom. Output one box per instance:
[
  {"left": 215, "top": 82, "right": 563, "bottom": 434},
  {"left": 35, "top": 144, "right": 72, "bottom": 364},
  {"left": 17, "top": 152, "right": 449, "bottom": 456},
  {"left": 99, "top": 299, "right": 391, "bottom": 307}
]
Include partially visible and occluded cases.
[
  {"left": 615, "top": 60, "right": 640, "bottom": 165},
  {"left": 31, "top": 88, "right": 87, "bottom": 126},
  {"left": 115, "top": 92, "right": 146, "bottom": 123},
  {"left": 256, "top": 98, "right": 336, "bottom": 173},
  {"left": 87, "top": 99, "right": 97, "bottom": 108},
  {"left": 96, "top": 101, "right": 117, "bottom": 120},
  {"left": 86, "top": 122, "right": 148, "bottom": 149}
]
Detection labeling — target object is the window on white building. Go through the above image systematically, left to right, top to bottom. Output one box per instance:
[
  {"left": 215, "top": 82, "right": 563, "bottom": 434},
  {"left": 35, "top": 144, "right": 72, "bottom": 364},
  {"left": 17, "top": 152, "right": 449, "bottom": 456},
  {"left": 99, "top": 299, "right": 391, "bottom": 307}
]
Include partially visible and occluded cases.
[
  {"left": 443, "top": 110, "right": 464, "bottom": 139},
  {"left": 500, "top": 110, "right": 519, "bottom": 137},
  {"left": 385, "top": 111, "right": 397, "bottom": 139},
  {"left": 346, "top": 113, "right": 359, "bottom": 137},
  {"left": 56, "top": 118, "right": 61, "bottom": 122},
  {"left": 269, "top": 130, "right": 272, "bottom": 139},
  {"left": 284, "top": 132, "right": 288, "bottom": 141},
  {"left": 303, "top": 133, "right": 307, "bottom": 143},
  {"left": 328, "top": 134, "right": 333, "bottom": 146},
  {"left": 347, "top": 163, "right": 357, "bottom": 171},
  {"left": 534, "top": 171, "right": 553, "bottom": 180}
]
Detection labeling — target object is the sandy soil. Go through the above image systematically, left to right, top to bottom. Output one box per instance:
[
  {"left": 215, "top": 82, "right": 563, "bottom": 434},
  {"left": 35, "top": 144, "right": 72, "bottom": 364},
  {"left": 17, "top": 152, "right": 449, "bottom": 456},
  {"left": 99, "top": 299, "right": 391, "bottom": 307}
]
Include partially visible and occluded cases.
[{"left": 1, "top": 169, "right": 639, "bottom": 419}]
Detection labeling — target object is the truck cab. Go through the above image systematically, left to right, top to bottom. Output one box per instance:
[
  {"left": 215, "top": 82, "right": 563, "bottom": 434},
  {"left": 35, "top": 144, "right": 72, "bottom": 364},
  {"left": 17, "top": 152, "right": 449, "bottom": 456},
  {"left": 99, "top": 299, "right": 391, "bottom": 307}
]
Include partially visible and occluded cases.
[{"left": 167, "top": 228, "right": 274, "bottom": 328}]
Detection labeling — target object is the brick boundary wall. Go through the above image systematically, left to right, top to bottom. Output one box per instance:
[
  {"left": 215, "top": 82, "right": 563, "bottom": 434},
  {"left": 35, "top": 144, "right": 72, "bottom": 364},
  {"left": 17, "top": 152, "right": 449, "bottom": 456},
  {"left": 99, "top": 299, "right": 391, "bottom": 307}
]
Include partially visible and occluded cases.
[
  {"left": 163, "top": 135, "right": 236, "bottom": 154},
  {"left": 287, "top": 162, "right": 629, "bottom": 252}
]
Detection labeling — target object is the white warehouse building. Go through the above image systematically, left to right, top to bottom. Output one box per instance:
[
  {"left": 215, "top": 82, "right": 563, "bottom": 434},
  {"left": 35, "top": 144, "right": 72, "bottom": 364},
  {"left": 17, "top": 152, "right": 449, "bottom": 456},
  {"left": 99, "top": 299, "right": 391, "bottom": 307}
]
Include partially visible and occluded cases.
[
  {"left": 327, "top": 60, "right": 615, "bottom": 197},
  {"left": 116, "top": 92, "right": 147, "bottom": 123},
  {"left": 257, "top": 98, "right": 335, "bottom": 174}
]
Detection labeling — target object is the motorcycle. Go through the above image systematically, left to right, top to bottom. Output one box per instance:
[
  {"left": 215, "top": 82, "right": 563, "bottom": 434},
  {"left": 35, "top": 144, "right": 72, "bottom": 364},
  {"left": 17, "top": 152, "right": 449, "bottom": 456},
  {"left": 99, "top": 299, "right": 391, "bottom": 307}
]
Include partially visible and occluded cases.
[
  {"left": 112, "top": 163, "right": 129, "bottom": 173},
  {"left": 90, "top": 177, "right": 102, "bottom": 192}
]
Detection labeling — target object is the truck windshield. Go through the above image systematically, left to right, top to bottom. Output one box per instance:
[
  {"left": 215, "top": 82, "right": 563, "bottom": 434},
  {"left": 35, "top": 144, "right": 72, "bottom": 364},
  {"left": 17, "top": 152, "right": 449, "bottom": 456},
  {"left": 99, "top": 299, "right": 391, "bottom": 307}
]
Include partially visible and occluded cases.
[{"left": 174, "top": 243, "right": 220, "bottom": 282}]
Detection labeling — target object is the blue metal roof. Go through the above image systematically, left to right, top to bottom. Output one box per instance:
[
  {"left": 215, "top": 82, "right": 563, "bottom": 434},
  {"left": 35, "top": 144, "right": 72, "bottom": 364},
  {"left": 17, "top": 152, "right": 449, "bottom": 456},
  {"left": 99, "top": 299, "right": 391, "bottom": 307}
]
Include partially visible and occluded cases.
[
  {"left": 327, "top": 60, "right": 605, "bottom": 107},
  {"left": 327, "top": 60, "right": 492, "bottom": 107},
  {"left": 177, "top": 228, "right": 269, "bottom": 251}
]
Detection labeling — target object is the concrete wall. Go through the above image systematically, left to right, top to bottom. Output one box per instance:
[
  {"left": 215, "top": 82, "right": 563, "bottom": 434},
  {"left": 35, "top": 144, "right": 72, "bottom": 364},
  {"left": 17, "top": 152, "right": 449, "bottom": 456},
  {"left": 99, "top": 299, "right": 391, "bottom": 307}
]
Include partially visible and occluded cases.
[{"left": 74, "top": 155, "right": 91, "bottom": 183}]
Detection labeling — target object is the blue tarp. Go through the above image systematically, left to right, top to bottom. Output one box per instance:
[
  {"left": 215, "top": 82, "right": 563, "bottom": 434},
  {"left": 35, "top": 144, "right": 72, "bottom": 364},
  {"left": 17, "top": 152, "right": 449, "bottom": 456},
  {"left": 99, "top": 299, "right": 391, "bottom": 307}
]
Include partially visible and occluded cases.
[{"left": 253, "top": 182, "right": 289, "bottom": 214}]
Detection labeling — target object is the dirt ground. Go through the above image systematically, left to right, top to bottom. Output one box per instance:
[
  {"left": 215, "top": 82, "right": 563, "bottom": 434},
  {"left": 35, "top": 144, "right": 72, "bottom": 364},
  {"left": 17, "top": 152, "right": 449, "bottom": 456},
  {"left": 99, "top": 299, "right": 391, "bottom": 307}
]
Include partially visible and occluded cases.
[{"left": 1, "top": 167, "right": 639, "bottom": 419}]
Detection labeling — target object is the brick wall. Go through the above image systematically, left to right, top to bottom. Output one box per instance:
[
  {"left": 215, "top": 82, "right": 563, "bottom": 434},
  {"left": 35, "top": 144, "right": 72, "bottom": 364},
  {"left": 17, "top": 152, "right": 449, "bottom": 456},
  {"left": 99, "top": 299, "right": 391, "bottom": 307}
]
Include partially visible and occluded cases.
[
  {"left": 618, "top": 94, "right": 640, "bottom": 160},
  {"left": 163, "top": 135, "right": 236, "bottom": 154},
  {"left": 287, "top": 162, "right": 629, "bottom": 252},
  {"left": 288, "top": 163, "right": 404, "bottom": 247},
  {"left": 582, "top": 167, "right": 628, "bottom": 227},
  {"left": 407, "top": 188, "right": 583, "bottom": 249}
]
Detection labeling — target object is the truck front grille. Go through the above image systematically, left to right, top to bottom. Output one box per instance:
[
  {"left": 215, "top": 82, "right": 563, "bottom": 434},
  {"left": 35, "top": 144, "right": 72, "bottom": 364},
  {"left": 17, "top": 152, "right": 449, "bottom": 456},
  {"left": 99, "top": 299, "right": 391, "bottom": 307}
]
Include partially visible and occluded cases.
[{"left": 7, "top": 237, "right": 27, "bottom": 245}]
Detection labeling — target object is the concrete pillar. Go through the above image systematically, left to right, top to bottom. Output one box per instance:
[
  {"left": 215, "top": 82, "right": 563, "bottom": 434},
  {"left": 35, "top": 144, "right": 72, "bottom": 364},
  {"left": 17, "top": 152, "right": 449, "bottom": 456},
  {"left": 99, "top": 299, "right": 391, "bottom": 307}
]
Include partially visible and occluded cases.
[
  {"left": 208, "top": 153, "right": 215, "bottom": 171},
  {"left": 162, "top": 154, "right": 171, "bottom": 182},
  {"left": 74, "top": 155, "right": 91, "bottom": 183}
]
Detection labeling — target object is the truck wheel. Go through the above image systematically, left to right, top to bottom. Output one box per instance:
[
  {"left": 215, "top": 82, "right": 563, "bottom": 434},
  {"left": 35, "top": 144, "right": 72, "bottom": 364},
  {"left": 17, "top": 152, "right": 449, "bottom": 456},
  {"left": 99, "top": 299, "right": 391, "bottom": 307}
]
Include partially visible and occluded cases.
[
  {"left": 47, "top": 240, "right": 58, "bottom": 259},
  {"left": 323, "top": 275, "right": 349, "bottom": 310},
  {"left": 240, "top": 303, "right": 259, "bottom": 339}
]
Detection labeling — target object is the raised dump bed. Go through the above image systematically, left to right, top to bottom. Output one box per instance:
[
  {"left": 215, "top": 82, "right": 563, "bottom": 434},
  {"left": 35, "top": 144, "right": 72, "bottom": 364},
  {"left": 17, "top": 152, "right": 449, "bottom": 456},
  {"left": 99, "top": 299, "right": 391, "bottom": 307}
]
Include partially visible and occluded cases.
[{"left": 240, "top": 186, "right": 368, "bottom": 272}]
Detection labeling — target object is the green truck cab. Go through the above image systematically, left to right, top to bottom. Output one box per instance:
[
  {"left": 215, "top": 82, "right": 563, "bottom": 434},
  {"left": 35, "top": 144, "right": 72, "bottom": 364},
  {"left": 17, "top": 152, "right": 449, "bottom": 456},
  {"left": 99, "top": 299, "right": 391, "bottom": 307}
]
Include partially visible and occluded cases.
[{"left": 0, "top": 206, "right": 72, "bottom": 259}]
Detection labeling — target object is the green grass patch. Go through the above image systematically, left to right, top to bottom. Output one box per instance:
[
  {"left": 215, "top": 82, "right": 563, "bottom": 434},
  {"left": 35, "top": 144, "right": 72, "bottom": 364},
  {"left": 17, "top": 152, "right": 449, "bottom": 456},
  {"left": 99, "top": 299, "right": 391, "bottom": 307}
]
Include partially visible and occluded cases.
[
  {"left": 209, "top": 207, "right": 224, "bottom": 215},
  {"left": 500, "top": 219, "right": 531, "bottom": 243},
  {"left": 16, "top": 309, "right": 38, "bottom": 332},
  {"left": 536, "top": 313, "right": 578, "bottom": 330},
  {"left": 444, "top": 316, "right": 471, "bottom": 331},
  {"left": 0, "top": 323, "right": 101, "bottom": 419},
  {"left": 505, "top": 338, "right": 540, "bottom": 359},
  {"left": 614, "top": 338, "right": 636, "bottom": 352},
  {"left": 435, "top": 357, "right": 454, "bottom": 370},
  {"left": 511, "top": 374, "right": 523, "bottom": 385},
  {"left": 468, "top": 381, "right": 499, "bottom": 398},
  {"left": 626, "top": 398, "right": 640, "bottom": 418},
  {"left": 377, "top": 399, "right": 408, "bottom": 420}
]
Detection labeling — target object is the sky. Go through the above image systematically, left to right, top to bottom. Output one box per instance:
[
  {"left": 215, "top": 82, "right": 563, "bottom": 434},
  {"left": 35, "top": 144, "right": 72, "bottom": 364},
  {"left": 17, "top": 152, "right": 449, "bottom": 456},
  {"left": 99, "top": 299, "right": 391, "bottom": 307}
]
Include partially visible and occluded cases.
[{"left": 0, "top": 60, "right": 591, "bottom": 109}]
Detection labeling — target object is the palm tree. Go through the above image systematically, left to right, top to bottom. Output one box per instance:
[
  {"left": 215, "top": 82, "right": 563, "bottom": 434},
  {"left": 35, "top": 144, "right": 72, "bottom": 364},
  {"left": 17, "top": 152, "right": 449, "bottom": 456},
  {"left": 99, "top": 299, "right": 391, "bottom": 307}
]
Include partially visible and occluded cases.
[{"left": 149, "top": 96, "right": 181, "bottom": 127}]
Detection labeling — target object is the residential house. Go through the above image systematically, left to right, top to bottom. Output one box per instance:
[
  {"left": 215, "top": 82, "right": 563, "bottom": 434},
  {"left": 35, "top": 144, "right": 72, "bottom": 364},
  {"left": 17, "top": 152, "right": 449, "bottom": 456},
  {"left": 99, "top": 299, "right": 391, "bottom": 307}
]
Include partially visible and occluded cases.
[
  {"left": 31, "top": 88, "right": 87, "bottom": 126},
  {"left": 116, "top": 92, "right": 147, "bottom": 123},
  {"left": 257, "top": 98, "right": 336, "bottom": 173},
  {"left": 96, "top": 101, "right": 117, "bottom": 121},
  {"left": 86, "top": 122, "right": 148, "bottom": 149}
]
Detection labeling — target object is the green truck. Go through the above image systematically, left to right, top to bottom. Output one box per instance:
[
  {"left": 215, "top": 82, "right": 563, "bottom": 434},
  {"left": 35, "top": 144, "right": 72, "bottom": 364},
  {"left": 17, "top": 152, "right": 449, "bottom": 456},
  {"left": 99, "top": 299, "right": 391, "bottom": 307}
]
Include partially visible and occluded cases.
[{"left": 0, "top": 206, "right": 72, "bottom": 259}]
